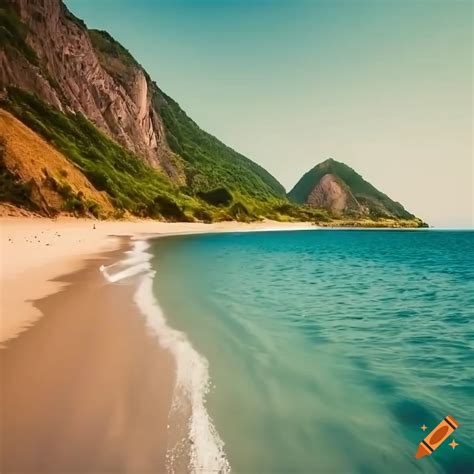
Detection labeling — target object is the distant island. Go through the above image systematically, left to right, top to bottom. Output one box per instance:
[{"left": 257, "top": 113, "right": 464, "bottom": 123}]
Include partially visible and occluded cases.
[{"left": 0, "top": 0, "right": 425, "bottom": 227}]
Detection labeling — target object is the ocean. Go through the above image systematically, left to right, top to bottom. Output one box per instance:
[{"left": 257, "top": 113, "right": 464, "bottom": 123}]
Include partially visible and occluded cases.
[{"left": 135, "top": 229, "right": 473, "bottom": 473}]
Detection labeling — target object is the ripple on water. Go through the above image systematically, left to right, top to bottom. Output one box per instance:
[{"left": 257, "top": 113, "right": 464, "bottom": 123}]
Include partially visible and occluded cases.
[{"left": 150, "top": 229, "right": 474, "bottom": 474}]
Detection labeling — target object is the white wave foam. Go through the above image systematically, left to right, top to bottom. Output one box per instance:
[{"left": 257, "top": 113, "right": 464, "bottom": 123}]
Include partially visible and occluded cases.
[
  {"left": 100, "top": 240, "right": 152, "bottom": 283},
  {"left": 101, "top": 240, "right": 230, "bottom": 473}
]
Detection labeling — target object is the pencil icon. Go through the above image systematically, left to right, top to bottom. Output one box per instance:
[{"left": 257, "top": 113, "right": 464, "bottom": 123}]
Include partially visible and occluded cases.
[{"left": 416, "top": 415, "right": 459, "bottom": 459}]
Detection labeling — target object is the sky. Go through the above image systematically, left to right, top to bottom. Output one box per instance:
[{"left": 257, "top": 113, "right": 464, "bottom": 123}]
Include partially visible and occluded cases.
[{"left": 66, "top": 0, "right": 473, "bottom": 228}]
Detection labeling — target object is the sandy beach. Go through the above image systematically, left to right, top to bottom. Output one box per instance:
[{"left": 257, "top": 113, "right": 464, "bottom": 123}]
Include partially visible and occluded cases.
[
  {"left": 0, "top": 216, "right": 313, "bottom": 472},
  {"left": 0, "top": 216, "right": 313, "bottom": 344}
]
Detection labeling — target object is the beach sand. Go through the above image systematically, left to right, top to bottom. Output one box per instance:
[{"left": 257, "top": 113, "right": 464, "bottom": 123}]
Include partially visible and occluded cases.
[
  {"left": 0, "top": 216, "right": 313, "bottom": 472},
  {"left": 1, "top": 246, "right": 176, "bottom": 472}
]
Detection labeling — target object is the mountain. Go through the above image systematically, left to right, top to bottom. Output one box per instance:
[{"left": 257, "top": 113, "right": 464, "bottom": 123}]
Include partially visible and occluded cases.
[
  {"left": 0, "top": 0, "right": 286, "bottom": 220},
  {"left": 0, "top": 0, "right": 425, "bottom": 226},
  {"left": 288, "top": 158, "right": 419, "bottom": 221}
]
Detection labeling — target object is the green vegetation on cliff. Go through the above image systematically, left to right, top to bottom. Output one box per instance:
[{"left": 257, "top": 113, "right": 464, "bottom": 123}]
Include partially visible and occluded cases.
[
  {"left": 0, "top": 3, "right": 38, "bottom": 65},
  {"left": 88, "top": 29, "right": 140, "bottom": 87},
  {"left": 89, "top": 29, "right": 286, "bottom": 203},
  {"left": 152, "top": 86, "right": 286, "bottom": 201},
  {"left": 1, "top": 88, "right": 292, "bottom": 221},
  {"left": 2, "top": 88, "right": 199, "bottom": 220},
  {"left": 0, "top": 135, "right": 37, "bottom": 210}
]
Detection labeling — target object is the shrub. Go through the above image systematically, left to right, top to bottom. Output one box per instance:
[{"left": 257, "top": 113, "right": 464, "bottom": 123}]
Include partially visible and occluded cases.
[
  {"left": 0, "top": 136, "right": 37, "bottom": 209},
  {"left": 197, "top": 187, "right": 233, "bottom": 206},
  {"left": 147, "top": 194, "right": 187, "bottom": 221},
  {"left": 63, "top": 196, "right": 85, "bottom": 214},
  {"left": 85, "top": 200, "right": 101, "bottom": 218},
  {"left": 228, "top": 201, "right": 251, "bottom": 222},
  {"left": 193, "top": 207, "right": 213, "bottom": 223}
]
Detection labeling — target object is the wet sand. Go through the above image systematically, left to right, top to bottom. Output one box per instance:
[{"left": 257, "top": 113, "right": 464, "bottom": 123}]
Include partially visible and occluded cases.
[{"left": 0, "top": 245, "right": 175, "bottom": 473}]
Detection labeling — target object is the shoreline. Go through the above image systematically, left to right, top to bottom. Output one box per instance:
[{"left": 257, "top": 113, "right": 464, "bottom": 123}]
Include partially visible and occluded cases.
[
  {"left": 0, "top": 216, "right": 314, "bottom": 344},
  {"left": 0, "top": 217, "right": 314, "bottom": 471},
  {"left": 1, "top": 217, "right": 433, "bottom": 472},
  {"left": 0, "top": 218, "right": 314, "bottom": 473},
  {"left": 1, "top": 218, "right": 313, "bottom": 472},
  {"left": 1, "top": 218, "right": 468, "bottom": 472},
  {"left": 106, "top": 239, "right": 230, "bottom": 472},
  {"left": 0, "top": 245, "right": 176, "bottom": 472}
]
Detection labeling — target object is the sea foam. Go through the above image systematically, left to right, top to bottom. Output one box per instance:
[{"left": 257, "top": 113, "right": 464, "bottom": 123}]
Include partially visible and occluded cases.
[{"left": 100, "top": 240, "right": 230, "bottom": 473}]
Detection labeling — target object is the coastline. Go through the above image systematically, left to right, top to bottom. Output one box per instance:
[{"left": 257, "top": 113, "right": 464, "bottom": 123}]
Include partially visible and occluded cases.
[
  {"left": 0, "top": 216, "right": 314, "bottom": 344},
  {"left": 0, "top": 216, "right": 313, "bottom": 472},
  {"left": 1, "top": 218, "right": 469, "bottom": 472}
]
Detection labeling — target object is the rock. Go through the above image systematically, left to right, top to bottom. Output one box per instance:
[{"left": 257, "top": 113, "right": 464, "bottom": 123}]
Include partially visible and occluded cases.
[{"left": 1, "top": 0, "right": 180, "bottom": 178}]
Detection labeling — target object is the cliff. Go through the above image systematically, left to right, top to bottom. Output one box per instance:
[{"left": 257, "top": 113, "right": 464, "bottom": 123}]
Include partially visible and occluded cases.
[
  {"left": 0, "top": 0, "right": 285, "bottom": 201},
  {"left": 1, "top": 0, "right": 180, "bottom": 175}
]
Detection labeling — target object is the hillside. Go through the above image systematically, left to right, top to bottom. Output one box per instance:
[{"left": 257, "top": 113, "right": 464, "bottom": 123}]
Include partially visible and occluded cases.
[
  {"left": 0, "top": 0, "right": 286, "bottom": 208},
  {"left": 88, "top": 29, "right": 286, "bottom": 201},
  {"left": 1, "top": 88, "right": 231, "bottom": 221},
  {"left": 0, "top": 108, "right": 113, "bottom": 217},
  {"left": 288, "top": 159, "right": 423, "bottom": 223}
]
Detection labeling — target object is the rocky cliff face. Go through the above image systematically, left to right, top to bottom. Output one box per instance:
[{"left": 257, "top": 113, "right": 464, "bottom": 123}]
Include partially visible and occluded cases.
[
  {"left": 0, "top": 0, "right": 182, "bottom": 180},
  {"left": 307, "top": 173, "right": 365, "bottom": 215}
]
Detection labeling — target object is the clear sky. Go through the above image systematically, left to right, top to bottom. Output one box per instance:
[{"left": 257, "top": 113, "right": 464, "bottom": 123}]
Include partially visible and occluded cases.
[{"left": 66, "top": 0, "right": 472, "bottom": 228}]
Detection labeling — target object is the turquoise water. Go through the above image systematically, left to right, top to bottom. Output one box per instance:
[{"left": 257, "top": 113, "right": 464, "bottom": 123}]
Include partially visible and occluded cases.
[{"left": 150, "top": 230, "right": 474, "bottom": 473}]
